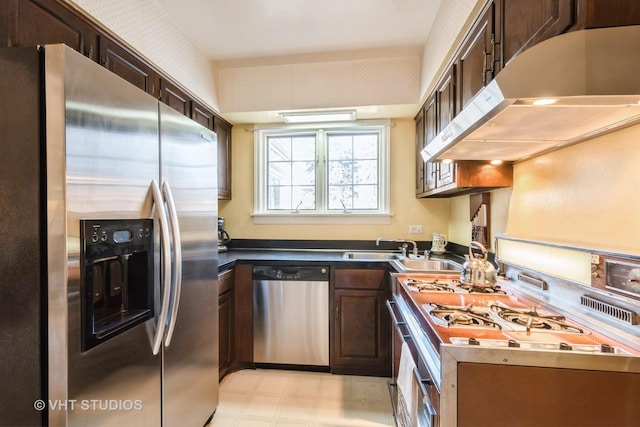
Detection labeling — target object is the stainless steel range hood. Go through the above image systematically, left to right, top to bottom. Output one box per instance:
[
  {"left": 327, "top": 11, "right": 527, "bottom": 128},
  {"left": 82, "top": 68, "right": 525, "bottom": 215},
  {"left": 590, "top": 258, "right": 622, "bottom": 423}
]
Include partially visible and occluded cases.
[{"left": 421, "top": 25, "right": 640, "bottom": 163}]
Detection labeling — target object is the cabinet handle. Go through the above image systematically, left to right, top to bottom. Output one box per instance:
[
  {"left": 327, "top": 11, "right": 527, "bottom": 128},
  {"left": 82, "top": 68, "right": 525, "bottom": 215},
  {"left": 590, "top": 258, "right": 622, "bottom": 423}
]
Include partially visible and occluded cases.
[
  {"left": 490, "top": 34, "right": 496, "bottom": 74},
  {"left": 385, "top": 300, "right": 406, "bottom": 327},
  {"left": 414, "top": 367, "right": 437, "bottom": 421}
]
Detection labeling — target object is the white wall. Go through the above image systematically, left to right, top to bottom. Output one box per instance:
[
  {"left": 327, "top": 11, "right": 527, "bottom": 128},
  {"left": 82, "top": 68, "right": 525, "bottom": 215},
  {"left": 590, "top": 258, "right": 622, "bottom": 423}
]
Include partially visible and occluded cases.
[{"left": 66, "top": 0, "right": 220, "bottom": 112}]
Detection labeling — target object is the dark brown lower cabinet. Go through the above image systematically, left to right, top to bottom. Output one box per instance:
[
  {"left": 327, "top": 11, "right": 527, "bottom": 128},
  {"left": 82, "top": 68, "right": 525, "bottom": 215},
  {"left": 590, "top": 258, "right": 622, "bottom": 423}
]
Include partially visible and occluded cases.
[
  {"left": 233, "top": 264, "right": 254, "bottom": 369},
  {"left": 331, "top": 268, "right": 391, "bottom": 377},
  {"left": 218, "top": 269, "right": 234, "bottom": 380}
]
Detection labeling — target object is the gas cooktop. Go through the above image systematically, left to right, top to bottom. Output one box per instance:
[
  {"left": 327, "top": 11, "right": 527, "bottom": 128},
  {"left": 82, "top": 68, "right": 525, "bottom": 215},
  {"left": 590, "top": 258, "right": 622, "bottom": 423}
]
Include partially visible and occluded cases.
[
  {"left": 396, "top": 273, "right": 640, "bottom": 356},
  {"left": 406, "top": 277, "right": 507, "bottom": 294},
  {"left": 425, "top": 301, "right": 584, "bottom": 333}
]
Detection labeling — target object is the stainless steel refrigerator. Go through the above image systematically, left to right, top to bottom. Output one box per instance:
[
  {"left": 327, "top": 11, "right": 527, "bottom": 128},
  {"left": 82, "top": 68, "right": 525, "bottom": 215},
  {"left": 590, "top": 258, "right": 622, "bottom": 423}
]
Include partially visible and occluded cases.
[{"left": 0, "top": 44, "right": 219, "bottom": 426}]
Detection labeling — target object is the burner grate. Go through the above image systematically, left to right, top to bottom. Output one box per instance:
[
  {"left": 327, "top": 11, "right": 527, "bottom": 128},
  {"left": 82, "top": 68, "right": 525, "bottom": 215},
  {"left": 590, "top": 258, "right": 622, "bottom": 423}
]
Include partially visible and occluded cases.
[{"left": 580, "top": 295, "right": 638, "bottom": 325}]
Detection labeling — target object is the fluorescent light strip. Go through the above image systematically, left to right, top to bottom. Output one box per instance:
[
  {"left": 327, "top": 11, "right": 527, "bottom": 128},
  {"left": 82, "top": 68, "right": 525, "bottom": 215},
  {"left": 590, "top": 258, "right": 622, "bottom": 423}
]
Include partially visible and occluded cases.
[{"left": 280, "top": 110, "right": 356, "bottom": 123}]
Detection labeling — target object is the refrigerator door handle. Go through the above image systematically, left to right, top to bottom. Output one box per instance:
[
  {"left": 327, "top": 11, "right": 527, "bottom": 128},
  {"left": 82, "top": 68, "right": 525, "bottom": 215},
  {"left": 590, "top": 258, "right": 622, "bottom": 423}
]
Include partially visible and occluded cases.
[
  {"left": 151, "top": 179, "right": 172, "bottom": 355},
  {"left": 162, "top": 180, "right": 182, "bottom": 347}
]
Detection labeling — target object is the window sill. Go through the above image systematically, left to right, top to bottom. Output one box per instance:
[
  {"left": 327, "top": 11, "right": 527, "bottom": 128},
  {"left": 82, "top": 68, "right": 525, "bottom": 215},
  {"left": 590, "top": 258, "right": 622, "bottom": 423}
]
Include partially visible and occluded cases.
[{"left": 251, "top": 212, "right": 392, "bottom": 225}]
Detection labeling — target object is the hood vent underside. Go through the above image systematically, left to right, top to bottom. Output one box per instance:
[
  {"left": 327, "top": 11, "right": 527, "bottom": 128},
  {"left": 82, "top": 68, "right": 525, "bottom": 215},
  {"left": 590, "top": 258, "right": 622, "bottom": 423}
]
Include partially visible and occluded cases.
[{"left": 422, "top": 25, "right": 640, "bottom": 163}]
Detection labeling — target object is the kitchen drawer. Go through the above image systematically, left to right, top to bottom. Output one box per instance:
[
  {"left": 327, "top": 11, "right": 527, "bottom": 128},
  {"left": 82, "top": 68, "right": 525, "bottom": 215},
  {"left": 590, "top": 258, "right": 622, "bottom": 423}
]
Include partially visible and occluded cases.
[
  {"left": 218, "top": 268, "right": 234, "bottom": 296},
  {"left": 333, "top": 268, "right": 386, "bottom": 290}
]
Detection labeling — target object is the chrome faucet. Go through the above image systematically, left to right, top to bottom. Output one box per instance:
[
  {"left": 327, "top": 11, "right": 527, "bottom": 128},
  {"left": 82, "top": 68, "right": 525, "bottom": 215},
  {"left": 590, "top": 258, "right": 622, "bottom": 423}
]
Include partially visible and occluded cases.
[{"left": 375, "top": 238, "right": 419, "bottom": 258}]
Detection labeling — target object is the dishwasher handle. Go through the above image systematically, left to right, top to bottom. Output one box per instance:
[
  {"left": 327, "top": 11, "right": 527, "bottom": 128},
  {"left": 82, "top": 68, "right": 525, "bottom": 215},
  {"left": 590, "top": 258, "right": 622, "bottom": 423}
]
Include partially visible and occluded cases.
[{"left": 252, "top": 265, "right": 329, "bottom": 281}]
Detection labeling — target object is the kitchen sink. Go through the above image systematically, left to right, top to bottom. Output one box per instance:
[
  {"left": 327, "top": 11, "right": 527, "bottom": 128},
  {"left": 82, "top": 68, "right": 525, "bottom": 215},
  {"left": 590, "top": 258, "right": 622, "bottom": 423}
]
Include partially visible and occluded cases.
[
  {"left": 342, "top": 251, "right": 403, "bottom": 260},
  {"left": 393, "top": 258, "right": 462, "bottom": 272}
]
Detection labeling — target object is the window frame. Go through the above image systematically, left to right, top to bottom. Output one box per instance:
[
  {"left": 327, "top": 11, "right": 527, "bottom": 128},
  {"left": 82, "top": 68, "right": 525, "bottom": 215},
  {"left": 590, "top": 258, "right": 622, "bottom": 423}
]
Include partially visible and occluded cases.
[{"left": 253, "top": 120, "right": 391, "bottom": 225}]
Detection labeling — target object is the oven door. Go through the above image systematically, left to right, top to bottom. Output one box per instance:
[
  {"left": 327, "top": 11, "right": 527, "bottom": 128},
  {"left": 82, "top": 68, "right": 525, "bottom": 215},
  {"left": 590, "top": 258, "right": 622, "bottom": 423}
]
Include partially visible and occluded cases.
[{"left": 387, "top": 299, "right": 438, "bottom": 427}]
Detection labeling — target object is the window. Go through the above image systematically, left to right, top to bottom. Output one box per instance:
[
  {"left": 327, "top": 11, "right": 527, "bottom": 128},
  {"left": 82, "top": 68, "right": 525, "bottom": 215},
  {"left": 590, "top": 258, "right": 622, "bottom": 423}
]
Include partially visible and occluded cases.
[{"left": 254, "top": 121, "right": 390, "bottom": 224}]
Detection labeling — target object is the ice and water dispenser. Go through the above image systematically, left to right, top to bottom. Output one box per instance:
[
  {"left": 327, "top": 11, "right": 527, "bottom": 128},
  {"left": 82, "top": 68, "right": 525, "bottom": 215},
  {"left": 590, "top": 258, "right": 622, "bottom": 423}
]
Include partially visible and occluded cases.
[{"left": 80, "top": 219, "right": 154, "bottom": 351}]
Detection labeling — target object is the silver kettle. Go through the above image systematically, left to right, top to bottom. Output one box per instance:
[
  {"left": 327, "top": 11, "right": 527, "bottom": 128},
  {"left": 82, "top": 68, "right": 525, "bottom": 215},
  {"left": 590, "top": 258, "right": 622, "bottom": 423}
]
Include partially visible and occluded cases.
[{"left": 460, "top": 241, "right": 497, "bottom": 287}]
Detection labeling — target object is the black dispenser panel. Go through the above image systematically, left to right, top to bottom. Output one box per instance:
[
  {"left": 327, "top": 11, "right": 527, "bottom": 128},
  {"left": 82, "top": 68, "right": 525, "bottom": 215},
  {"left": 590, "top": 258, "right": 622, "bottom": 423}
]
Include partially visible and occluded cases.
[{"left": 80, "top": 219, "right": 154, "bottom": 351}]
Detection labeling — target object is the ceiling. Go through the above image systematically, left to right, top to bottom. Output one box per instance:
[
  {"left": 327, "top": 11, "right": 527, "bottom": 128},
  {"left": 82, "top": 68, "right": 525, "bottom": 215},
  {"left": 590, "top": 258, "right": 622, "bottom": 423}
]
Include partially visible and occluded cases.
[{"left": 154, "top": 0, "right": 442, "bottom": 62}]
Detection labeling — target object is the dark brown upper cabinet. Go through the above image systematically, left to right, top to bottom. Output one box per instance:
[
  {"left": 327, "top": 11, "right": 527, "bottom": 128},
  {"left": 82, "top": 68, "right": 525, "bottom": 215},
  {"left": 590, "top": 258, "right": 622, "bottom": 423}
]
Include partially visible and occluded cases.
[
  {"left": 0, "top": 0, "right": 98, "bottom": 60},
  {"left": 497, "top": 0, "right": 574, "bottom": 67},
  {"left": 455, "top": 2, "right": 495, "bottom": 112},
  {"left": 99, "top": 35, "right": 160, "bottom": 98},
  {"left": 160, "top": 79, "right": 190, "bottom": 116},
  {"left": 191, "top": 99, "right": 215, "bottom": 130},
  {"left": 214, "top": 117, "right": 232, "bottom": 200}
]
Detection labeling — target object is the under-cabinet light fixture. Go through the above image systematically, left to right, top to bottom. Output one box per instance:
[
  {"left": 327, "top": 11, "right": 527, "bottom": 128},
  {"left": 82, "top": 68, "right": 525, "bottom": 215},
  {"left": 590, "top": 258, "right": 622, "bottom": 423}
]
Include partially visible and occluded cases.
[
  {"left": 532, "top": 98, "right": 557, "bottom": 106},
  {"left": 279, "top": 110, "right": 356, "bottom": 123}
]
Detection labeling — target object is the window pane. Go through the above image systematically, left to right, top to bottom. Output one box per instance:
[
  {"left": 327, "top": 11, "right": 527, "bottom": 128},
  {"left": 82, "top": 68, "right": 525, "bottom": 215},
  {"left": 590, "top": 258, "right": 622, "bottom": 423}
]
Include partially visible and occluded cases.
[
  {"left": 327, "top": 132, "right": 380, "bottom": 211},
  {"left": 353, "top": 133, "right": 378, "bottom": 159},
  {"left": 266, "top": 135, "right": 316, "bottom": 211},
  {"left": 328, "top": 135, "right": 353, "bottom": 160},
  {"left": 268, "top": 137, "right": 291, "bottom": 161},
  {"left": 292, "top": 137, "right": 316, "bottom": 160},
  {"left": 328, "top": 160, "right": 352, "bottom": 185},
  {"left": 353, "top": 160, "right": 377, "bottom": 184},
  {"left": 292, "top": 161, "right": 315, "bottom": 185},
  {"left": 268, "top": 162, "right": 291, "bottom": 186},
  {"left": 353, "top": 185, "right": 378, "bottom": 209},
  {"left": 268, "top": 186, "right": 291, "bottom": 210},
  {"left": 292, "top": 186, "right": 316, "bottom": 210},
  {"left": 328, "top": 186, "right": 353, "bottom": 210}
]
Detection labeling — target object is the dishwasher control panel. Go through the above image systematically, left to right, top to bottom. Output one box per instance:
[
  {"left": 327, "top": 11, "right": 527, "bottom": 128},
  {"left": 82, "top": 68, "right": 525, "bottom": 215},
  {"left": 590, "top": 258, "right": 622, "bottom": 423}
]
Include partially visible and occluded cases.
[{"left": 253, "top": 266, "right": 328, "bottom": 281}]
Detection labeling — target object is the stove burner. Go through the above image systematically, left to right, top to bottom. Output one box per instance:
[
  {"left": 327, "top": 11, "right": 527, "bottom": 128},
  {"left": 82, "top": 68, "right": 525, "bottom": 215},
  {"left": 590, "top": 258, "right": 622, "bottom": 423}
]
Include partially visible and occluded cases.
[
  {"left": 407, "top": 278, "right": 456, "bottom": 292},
  {"left": 457, "top": 282, "right": 507, "bottom": 295},
  {"left": 427, "top": 303, "right": 502, "bottom": 329},
  {"left": 491, "top": 305, "right": 584, "bottom": 334}
]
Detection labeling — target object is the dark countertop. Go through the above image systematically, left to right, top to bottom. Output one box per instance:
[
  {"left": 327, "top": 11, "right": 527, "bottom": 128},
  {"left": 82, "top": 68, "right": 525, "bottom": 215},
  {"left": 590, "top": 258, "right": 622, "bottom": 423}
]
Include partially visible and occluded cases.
[
  {"left": 216, "top": 239, "right": 470, "bottom": 272},
  {"left": 217, "top": 248, "right": 466, "bottom": 272},
  {"left": 218, "top": 249, "right": 383, "bottom": 271}
]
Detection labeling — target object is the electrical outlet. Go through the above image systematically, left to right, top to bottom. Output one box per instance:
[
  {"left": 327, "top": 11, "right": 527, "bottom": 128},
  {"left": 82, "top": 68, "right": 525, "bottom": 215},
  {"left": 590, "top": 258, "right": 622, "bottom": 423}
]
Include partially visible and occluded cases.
[
  {"left": 409, "top": 225, "right": 423, "bottom": 234},
  {"left": 591, "top": 254, "right": 600, "bottom": 264}
]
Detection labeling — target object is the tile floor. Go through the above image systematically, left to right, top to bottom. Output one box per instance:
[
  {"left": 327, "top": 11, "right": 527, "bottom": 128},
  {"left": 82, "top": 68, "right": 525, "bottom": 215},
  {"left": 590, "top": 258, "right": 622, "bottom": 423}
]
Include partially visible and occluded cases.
[{"left": 208, "top": 369, "right": 395, "bottom": 427}]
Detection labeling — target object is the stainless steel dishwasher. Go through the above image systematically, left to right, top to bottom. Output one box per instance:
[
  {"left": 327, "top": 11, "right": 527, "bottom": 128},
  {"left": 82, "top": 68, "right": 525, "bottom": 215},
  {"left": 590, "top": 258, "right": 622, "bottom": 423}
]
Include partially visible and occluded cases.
[{"left": 253, "top": 265, "right": 329, "bottom": 366}]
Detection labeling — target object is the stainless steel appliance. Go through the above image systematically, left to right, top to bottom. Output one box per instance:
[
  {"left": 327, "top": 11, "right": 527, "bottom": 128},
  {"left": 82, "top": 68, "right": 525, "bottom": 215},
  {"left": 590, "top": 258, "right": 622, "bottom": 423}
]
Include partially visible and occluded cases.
[
  {"left": 0, "top": 45, "right": 218, "bottom": 426},
  {"left": 218, "top": 217, "right": 231, "bottom": 252},
  {"left": 389, "top": 262, "right": 640, "bottom": 427},
  {"left": 253, "top": 266, "right": 329, "bottom": 366}
]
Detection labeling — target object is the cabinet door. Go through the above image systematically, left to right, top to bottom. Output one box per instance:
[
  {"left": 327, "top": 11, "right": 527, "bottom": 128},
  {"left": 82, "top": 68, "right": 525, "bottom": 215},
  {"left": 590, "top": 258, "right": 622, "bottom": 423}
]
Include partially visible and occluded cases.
[
  {"left": 0, "top": 0, "right": 97, "bottom": 59},
  {"left": 498, "top": 0, "right": 573, "bottom": 66},
  {"left": 579, "top": 0, "right": 640, "bottom": 29},
  {"left": 456, "top": 2, "right": 495, "bottom": 111},
  {"left": 99, "top": 35, "right": 159, "bottom": 97},
  {"left": 436, "top": 66, "right": 456, "bottom": 131},
  {"left": 160, "top": 79, "right": 190, "bottom": 116},
  {"left": 424, "top": 95, "right": 438, "bottom": 192},
  {"left": 191, "top": 100, "right": 215, "bottom": 130},
  {"left": 415, "top": 108, "right": 426, "bottom": 195},
  {"left": 214, "top": 117, "right": 232, "bottom": 200},
  {"left": 437, "top": 162, "right": 457, "bottom": 187},
  {"left": 217, "top": 263, "right": 235, "bottom": 382},
  {"left": 233, "top": 264, "right": 253, "bottom": 366},
  {"left": 332, "top": 268, "right": 389, "bottom": 376},
  {"left": 218, "top": 289, "right": 233, "bottom": 379},
  {"left": 333, "top": 289, "right": 389, "bottom": 376}
]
